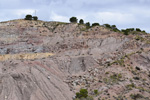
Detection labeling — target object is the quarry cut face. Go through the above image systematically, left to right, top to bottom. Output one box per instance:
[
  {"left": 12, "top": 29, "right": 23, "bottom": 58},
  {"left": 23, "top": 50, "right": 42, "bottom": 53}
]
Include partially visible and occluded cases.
[{"left": 0, "top": 19, "right": 150, "bottom": 100}]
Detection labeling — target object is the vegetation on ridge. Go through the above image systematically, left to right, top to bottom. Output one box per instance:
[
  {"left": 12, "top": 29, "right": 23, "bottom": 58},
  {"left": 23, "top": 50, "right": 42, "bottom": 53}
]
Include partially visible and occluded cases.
[
  {"left": 22, "top": 14, "right": 148, "bottom": 34},
  {"left": 25, "top": 14, "right": 38, "bottom": 20},
  {"left": 74, "top": 89, "right": 94, "bottom": 100}
]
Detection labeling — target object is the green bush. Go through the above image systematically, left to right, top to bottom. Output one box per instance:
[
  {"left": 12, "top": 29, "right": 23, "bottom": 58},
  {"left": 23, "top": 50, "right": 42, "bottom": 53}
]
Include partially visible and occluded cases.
[
  {"left": 25, "top": 14, "right": 32, "bottom": 20},
  {"left": 33, "top": 16, "right": 38, "bottom": 20},
  {"left": 70, "top": 17, "right": 78, "bottom": 23},
  {"left": 79, "top": 19, "right": 84, "bottom": 24},
  {"left": 85, "top": 22, "right": 90, "bottom": 28},
  {"left": 92, "top": 23, "right": 100, "bottom": 27},
  {"left": 104, "top": 24, "right": 111, "bottom": 28},
  {"left": 111, "top": 25, "right": 116, "bottom": 29},
  {"left": 113, "top": 28, "right": 120, "bottom": 32},
  {"left": 126, "top": 28, "right": 134, "bottom": 32},
  {"left": 136, "top": 28, "right": 141, "bottom": 32},
  {"left": 121, "top": 29, "right": 129, "bottom": 35},
  {"left": 142, "top": 30, "right": 146, "bottom": 33},
  {"left": 124, "top": 32, "right": 129, "bottom": 35},
  {"left": 135, "top": 35, "right": 144, "bottom": 41},
  {"left": 126, "top": 83, "right": 135, "bottom": 90},
  {"left": 76, "top": 89, "right": 88, "bottom": 98},
  {"left": 94, "top": 90, "right": 98, "bottom": 95},
  {"left": 130, "top": 94, "right": 143, "bottom": 100}
]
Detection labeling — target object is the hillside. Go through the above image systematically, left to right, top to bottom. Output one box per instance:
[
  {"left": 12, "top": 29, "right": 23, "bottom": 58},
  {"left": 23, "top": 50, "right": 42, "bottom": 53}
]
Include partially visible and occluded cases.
[{"left": 0, "top": 19, "right": 150, "bottom": 100}]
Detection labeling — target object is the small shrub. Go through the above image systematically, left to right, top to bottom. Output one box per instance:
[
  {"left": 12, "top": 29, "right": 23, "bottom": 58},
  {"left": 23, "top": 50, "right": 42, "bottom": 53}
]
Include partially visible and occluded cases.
[
  {"left": 25, "top": 14, "right": 32, "bottom": 20},
  {"left": 33, "top": 16, "right": 38, "bottom": 20},
  {"left": 70, "top": 17, "right": 78, "bottom": 23},
  {"left": 79, "top": 19, "right": 84, "bottom": 24},
  {"left": 85, "top": 22, "right": 90, "bottom": 28},
  {"left": 92, "top": 23, "right": 100, "bottom": 27},
  {"left": 104, "top": 24, "right": 111, "bottom": 28},
  {"left": 111, "top": 25, "right": 116, "bottom": 28},
  {"left": 111, "top": 25, "right": 120, "bottom": 32},
  {"left": 113, "top": 28, "right": 120, "bottom": 32},
  {"left": 126, "top": 28, "right": 134, "bottom": 32},
  {"left": 136, "top": 28, "right": 141, "bottom": 32},
  {"left": 121, "top": 29, "right": 129, "bottom": 35},
  {"left": 142, "top": 30, "right": 146, "bottom": 33},
  {"left": 124, "top": 32, "right": 129, "bottom": 35},
  {"left": 135, "top": 35, "right": 144, "bottom": 41},
  {"left": 115, "top": 58, "right": 125, "bottom": 66},
  {"left": 107, "top": 63, "right": 111, "bottom": 66},
  {"left": 135, "top": 66, "right": 140, "bottom": 70},
  {"left": 110, "top": 73, "right": 122, "bottom": 82},
  {"left": 118, "top": 73, "right": 122, "bottom": 78},
  {"left": 133, "top": 77, "right": 140, "bottom": 80},
  {"left": 103, "top": 78, "right": 108, "bottom": 83},
  {"left": 126, "top": 83, "right": 135, "bottom": 90},
  {"left": 74, "top": 89, "right": 94, "bottom": 100},
  {"left": 76, "top": 89, "right": 88, "bottom": 98},
  {"left": 94, "top": 90, "right": 98, "bottom": 95},
  {"left": 130, "top": 94, "right": 143, "bottom": 100}
]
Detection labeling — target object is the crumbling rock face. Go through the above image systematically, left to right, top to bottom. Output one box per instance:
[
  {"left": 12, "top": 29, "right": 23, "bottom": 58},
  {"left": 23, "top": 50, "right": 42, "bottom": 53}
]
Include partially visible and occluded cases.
[
  {"left": 0, "top": 19, "right": 150, "bottom": 100},
  {"left": 133, "top": 52, "right": 150, "bottom": 71},
  {"left": 68, "top": 56, "right": 98, "bottom": 74},
  {"left": 0, "top": 60, "right": 73, "bottom": 100}
]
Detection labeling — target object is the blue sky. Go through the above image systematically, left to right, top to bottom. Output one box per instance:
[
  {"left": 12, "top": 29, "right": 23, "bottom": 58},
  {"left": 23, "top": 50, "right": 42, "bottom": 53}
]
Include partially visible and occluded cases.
[{"left": 0, "top": 0, "right": 150, "bottom": 32}]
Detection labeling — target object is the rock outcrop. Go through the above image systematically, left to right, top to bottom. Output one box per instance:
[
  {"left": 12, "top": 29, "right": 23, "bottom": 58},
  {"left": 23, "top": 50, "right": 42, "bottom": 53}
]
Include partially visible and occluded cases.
[{"left": 0, "top": 19, "right": 150, "bottom": 100}]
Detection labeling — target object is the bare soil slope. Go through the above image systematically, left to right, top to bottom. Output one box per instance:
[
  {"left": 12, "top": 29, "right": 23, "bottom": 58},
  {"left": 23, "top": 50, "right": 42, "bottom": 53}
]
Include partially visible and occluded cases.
[{"left": 0, "top": 19, "right": 150, "bottom": 100}]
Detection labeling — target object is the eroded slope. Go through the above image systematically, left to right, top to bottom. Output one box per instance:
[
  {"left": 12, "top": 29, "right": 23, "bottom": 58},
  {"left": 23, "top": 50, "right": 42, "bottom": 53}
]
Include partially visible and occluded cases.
[{"left": 0, "top": 19, "right": 150, "bottom": 100}]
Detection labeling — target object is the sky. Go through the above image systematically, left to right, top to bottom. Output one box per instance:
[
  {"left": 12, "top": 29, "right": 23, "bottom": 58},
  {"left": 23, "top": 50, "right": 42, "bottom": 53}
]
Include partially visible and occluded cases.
[{"left": 0, "top": 0, "right": 150, "bottom": 32}]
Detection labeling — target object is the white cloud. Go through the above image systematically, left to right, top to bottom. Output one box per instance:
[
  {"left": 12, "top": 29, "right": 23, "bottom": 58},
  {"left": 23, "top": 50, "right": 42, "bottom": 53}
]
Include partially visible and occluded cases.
[
  {"left": 0, "top": 0, "right": 20, "bottom": 8},
  {"left": 0, "top": 0, "right": 20, "bottom": 4},
  {"left": 32, "top": 0, "right": 49, "bottom": 4},
  {"left": 139, "top": 0, "right": 150, "bottom": 3},
  {"left": 130, "top": 7, "right": 150, "bottom": 18},
  {"left": 15, "top": 9, "right": 35, "bottom": 17},
  {"left": 50, "top": 12, "right": 68, "bottom": 22},
  {"left": 96, "top": 12, "right": 136, "bottom": 25}
]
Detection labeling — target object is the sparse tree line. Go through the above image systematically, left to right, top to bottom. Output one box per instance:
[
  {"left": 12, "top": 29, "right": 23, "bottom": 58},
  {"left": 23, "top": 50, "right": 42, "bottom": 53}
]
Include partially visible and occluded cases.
[
  {"left": 24, "top": 15, "right": 147, "bottom": 34},
  {"left": 69, "top": 16, "right": 147, "bottom": 35},
  {"left": 69, "top": 16, "right": 119, "bottom": 30},
  {"left": 121, "top": 28, "right": 146, "bottom": 35}
]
